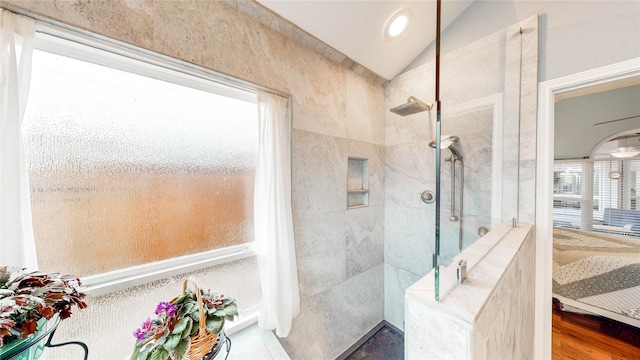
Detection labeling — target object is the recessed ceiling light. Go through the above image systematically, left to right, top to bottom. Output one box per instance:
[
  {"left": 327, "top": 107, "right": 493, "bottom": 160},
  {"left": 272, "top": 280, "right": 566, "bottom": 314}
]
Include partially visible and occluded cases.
[{"left": 385, "top": 9, "right": 411, "bottom": 40}]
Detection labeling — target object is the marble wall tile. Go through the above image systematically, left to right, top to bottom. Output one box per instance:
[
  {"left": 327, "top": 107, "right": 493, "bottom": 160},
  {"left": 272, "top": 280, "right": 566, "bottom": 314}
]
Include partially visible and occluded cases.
[
  {"left": 3, "top": 0, "right": 155, "bottom": 49},
  {"left": 153, "top": 0, "right": 222, "bottom": 70},
  {"left": 502, "top": 16, "right": 539, "bottom": 223},
  {"left": 440, "top": 31, "right": 505, "bottom": 107},
  {"left": 286, "top": 57, "right": 348, "bottom": 138},
  {"left": 384, "top": 64, "right": 436, "bottom": 147},
  {"left": 346, "top": 70, "right": 385, "bottom": 145},
  {"left": 441, "top": 108, "right": 494, "bottom": 218},
  {"left": 292, "top": 129, "right": 348, "bottom": 216},
  {"left": 348, "top": 140, "right": 385, "bottom": 207},
  {"left": 384, "top": 141, "right": 436, "bottom": 208},
  {"left": 518, "top": 159, "right": 537, "bottom": 223},
  {"left": 346, "top": 205, "right": 384, "bottom": 277},
  {"left": 384, "top": 205, "right": 434, "bottom": 276},
  {"left": 294, "top": 211, "right": 346, "bottom": 299},
  {"left": 475, "top": 227, "right": 536, "bottom": 359},
  {"left": 384, "top": 263, "right": 422, "bottom": 329},
  {"left": 280, "top": 265, "right": 384, "bottom": 360},
  {"left": 405, "top": 296, "right": 473, "bottom": 360}
]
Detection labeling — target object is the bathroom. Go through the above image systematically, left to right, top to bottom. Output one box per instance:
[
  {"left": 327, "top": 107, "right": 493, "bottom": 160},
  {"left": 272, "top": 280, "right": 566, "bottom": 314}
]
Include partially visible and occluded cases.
[{"left": 0, "top": 1, "right": 638, "bottom": 359}]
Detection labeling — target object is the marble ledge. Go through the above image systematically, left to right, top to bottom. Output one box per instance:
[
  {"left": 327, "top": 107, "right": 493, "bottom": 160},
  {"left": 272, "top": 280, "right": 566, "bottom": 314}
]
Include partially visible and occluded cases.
[
  {"left": 405, "top": 222, "right": 533, "bottom": 325},
  {"left": 226, "top": 323, "right": 291, "bottom": 360}
]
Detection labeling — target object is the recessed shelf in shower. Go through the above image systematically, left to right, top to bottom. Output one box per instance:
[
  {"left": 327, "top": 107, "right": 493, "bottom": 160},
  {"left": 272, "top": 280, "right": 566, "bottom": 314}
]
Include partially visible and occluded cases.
[{"left": 347, "top": 157, "right": 369, "bottom": 209}]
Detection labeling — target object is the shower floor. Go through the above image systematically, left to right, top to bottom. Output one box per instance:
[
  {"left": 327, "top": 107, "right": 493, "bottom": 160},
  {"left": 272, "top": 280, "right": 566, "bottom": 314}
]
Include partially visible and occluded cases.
[{"left": 343, "top": 324, "right": 404, "bottom": 360}]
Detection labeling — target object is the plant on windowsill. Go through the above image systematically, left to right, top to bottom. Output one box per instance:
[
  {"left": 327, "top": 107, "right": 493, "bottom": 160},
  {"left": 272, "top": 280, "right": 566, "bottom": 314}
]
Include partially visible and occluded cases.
[
  {"left": 0, "top": 266, "right": 87, "bottom": 347},
  {"left": 131, "top": 277, "right": 237, "bottom": 360}
]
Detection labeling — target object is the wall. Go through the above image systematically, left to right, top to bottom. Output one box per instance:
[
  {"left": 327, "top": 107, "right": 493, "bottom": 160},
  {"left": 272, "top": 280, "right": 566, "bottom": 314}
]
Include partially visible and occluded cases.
[
  {"left": 1, "top": 1, "right": 385, "bottom": 359},
  {"left": 555, "top": 85, "right": 640, "bottom": 159},
  {"left": 405, "top": 223, "right": 536, "bottom": 359}
]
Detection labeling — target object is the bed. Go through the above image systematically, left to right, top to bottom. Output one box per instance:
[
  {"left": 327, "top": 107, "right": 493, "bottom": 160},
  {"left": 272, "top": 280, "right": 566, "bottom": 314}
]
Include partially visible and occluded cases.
[{"left": 552, "top": 227, "right": 640, "bottom": 327}]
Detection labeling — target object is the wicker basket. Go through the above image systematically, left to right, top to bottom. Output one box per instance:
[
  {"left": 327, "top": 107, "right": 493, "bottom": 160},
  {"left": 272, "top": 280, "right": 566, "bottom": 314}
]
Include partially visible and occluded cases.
[{"left": 171, "top": 277, "right": 219, "bottom": 360}]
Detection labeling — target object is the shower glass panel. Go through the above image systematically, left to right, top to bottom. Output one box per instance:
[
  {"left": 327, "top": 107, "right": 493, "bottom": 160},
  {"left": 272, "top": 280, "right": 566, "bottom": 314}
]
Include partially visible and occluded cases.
[
  {"left": 431, "top": 18, "right": 533, "bottom": 300},
  {"left": 438, "top": 110, "right": 494, "bottom": 265}
]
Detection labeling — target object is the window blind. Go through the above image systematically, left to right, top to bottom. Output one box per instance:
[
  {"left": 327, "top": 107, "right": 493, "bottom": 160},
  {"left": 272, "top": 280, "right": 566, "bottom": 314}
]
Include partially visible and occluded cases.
[{"left": 553, "top": 158, "right": 640, "bottom": 237}]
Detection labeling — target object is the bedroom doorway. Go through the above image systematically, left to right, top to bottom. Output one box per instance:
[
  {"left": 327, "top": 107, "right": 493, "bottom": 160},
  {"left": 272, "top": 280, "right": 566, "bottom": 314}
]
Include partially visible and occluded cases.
[
  {"left": 536, "top": 58, "right": 640, "bottom": 359},
  {"left": 552, "top": 130, "right": 640, "bottom": 327}
]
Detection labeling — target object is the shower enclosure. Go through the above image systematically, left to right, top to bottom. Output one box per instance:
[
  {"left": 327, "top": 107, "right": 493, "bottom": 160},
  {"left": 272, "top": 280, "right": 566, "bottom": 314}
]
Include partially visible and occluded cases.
[{"left": 383, "top": 9, "right": 536, "bottom": 323}]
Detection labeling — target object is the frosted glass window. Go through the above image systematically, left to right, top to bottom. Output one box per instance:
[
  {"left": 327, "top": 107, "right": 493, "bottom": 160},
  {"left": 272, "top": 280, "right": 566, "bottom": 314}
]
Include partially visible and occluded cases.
[{"left": 23, "top": 49, "right": 257, "bottom": 277}]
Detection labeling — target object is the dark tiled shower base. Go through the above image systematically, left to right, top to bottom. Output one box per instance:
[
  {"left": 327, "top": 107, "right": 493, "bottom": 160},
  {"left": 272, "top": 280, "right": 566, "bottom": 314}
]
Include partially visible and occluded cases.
[{"left": 343, "top": 324, "right": 404, "bottom": 360}]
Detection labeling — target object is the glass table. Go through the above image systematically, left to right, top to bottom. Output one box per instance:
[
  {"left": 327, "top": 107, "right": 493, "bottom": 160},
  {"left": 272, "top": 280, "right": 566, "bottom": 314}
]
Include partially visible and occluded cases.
[{"left": 0, "top": 317, "right": 88, "bottom": 360}]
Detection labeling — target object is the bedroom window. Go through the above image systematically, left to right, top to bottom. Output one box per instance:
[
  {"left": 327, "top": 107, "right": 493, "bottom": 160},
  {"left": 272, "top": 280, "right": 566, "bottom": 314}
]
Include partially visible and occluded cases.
[
  {"left": 23, "top": 31, "right": 259, "bottom": 287},
  {"left": 553, "top": 159, "right": 640, "bottom": 237}
]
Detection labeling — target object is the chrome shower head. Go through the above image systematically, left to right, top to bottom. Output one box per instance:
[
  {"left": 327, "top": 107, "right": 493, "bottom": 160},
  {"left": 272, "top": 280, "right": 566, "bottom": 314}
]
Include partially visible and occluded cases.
[
  {"left": 390, "top": 96, "right": 432, "bottom": 116},
  {"left": 429, "top": 135, "right": 463, "bottom": 161}
]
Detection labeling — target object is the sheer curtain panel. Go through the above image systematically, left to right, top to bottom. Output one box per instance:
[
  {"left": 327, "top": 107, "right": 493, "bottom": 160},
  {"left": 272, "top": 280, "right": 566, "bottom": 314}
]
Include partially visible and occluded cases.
[
  {"left": 0, "top": 10, "right": 37, "bottom": 269},
  {"left": 254, "top": 91, "right": 299, "bottom": 337}
]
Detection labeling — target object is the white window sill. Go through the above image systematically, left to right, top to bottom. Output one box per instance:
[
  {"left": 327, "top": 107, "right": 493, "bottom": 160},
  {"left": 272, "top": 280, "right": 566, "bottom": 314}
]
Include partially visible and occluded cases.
[{"left": 82, "top": 242, "right": 256, "bottom": 296}]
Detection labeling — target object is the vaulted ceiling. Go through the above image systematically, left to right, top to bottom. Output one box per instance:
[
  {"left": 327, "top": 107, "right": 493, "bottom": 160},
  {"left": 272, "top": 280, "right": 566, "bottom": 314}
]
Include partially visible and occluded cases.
[{"left": 256, "top": 0, "right": 474, "bottom": 80}]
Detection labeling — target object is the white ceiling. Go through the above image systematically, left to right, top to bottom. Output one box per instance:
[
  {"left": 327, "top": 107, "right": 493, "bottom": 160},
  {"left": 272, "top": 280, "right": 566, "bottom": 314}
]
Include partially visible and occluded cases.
[{"left": 257, "top": 0, "right": 474, "bottom": 80}]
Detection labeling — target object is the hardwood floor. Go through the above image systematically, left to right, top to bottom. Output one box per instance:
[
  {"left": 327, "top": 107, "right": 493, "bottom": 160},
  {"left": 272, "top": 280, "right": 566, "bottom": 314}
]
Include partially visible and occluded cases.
[{"left": 553, "top": 302, "right": 640, "bottom": 360}]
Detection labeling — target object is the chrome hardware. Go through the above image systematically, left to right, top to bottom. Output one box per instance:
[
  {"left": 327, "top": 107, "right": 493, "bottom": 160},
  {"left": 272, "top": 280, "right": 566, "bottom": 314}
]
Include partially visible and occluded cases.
[
  {"left": 420, "top": 190, "right": 435, "bottom": 204},
  {"left": 457, "top": 259, "right": 467, "bottom": 284}
]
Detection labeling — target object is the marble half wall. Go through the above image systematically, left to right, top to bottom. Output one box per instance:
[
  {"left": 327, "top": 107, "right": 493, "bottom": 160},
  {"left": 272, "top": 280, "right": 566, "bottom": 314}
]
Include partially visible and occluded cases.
[
  {"left": 2, "top": 1, "right": 386, "bottom": 358},
  {"left": 405, "top": 223, "right": 536, "bottom": 359}
]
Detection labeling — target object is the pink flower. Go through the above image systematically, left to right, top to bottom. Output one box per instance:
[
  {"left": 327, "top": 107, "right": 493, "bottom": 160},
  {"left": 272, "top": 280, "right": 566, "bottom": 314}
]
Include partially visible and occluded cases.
[
  {"left": 155, "top": 301, "right": 178, "bottom": 317},
  {"left": 142, "top": 318, "right": 152, "bottom": 330},
  {"left": 133, "top": 328, "right": 146, "bottom": 341}
]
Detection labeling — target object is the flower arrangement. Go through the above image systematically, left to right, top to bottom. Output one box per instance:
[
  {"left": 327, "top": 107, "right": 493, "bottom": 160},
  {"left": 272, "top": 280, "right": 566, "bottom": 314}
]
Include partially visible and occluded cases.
[
  {"left": 0, "top": 266, "right": 87, "bottom": 347},
  {"left": 131, "top": 279, "right": 237, "bottom": 360}
]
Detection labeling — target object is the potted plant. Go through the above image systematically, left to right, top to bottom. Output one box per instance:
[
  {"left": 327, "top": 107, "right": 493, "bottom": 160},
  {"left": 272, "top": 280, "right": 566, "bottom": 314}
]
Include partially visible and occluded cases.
[
  {"left": 0, "top": 266, "right": 87, "bottom": 349},
  {"left": 131, "top": 277, "right": 237, "bottom": 360}
]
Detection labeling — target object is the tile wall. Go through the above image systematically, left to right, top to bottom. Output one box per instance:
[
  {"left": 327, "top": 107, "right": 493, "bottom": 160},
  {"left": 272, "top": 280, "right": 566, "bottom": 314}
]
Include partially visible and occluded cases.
[{"left": 2, "top": 0, "right": 385, "bottom": 358}]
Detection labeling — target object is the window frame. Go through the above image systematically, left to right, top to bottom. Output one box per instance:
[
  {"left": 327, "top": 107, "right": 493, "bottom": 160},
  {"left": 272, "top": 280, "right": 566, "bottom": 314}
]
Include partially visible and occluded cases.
[{"left": 28, "top": 23, "right": 284, "bottom": 297}]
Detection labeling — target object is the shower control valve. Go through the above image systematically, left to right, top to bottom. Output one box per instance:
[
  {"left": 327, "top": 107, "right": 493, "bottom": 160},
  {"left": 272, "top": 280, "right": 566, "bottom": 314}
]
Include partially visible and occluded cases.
[{"left": 420, "top": 190, "right": 435, "bottom": 204}]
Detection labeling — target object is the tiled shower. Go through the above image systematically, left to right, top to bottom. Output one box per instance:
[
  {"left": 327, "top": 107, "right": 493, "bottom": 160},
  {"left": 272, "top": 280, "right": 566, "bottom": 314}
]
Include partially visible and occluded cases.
[{"left": 2, "top": 0, "right": 536, "bottom": 359}]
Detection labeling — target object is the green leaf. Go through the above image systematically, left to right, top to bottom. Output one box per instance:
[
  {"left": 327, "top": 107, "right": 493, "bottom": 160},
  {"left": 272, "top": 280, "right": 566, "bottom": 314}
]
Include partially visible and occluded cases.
[
  {"left": 173, "top": 294, "right": 188, "bottom": 305},
  {"left": 182, "top": 302, "right": 196, "bottom": 315},
  {"left": 225, "top": 303, "right": 238, "bottom": 316},
  {"left": 189, "top": 311, "right": 200, "bottom": 321},
  {"left": 205, "top": 316, "right": 224, "bottom": 334},
  {"left": 172, "top": 317, "right": 190, "bottom": 334},
  {"left": 181, "top": 318, "right": 193, "bottom": 339},
  {"left": 190, "top": 320, "right": 199, "bottom": 336},
  {"left": 153, "top": 331, "right": 168, "bottom": 347},
  {"left": 163, "top": 333, "right": 181, "bottom": 351},
  {"left": 171, "top": 337, "right": 191, "bottom": 360},
  {"left": 137, "top": 344, "right": 152, "bottom": 360},
  {"left": 131, "top": 345, "right": 142, "bottom": 360},
  {"left": 149, "top": 348, "right": 170, "bottom": 360}
]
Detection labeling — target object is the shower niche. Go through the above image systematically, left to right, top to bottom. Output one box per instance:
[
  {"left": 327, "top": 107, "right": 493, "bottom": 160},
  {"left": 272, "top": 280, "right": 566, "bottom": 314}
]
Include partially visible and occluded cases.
[{"left": 347, "top": 157, "right": 369, "bottom": 209}]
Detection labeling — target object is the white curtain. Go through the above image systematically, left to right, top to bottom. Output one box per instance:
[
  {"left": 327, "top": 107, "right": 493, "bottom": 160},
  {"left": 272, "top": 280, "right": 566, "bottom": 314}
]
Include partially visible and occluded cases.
[
  {"left": 0, "top": 10, "right": 37, "bottom": 269},
  {"left": 255, "top": 91, "right": 300, "bottom": 337}
]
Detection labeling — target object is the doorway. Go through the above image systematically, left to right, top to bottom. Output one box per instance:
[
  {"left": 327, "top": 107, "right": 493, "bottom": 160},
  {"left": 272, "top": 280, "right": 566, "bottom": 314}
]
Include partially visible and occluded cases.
[{"left": 536, "top": 58, "right": 640, "bottom": 358}]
